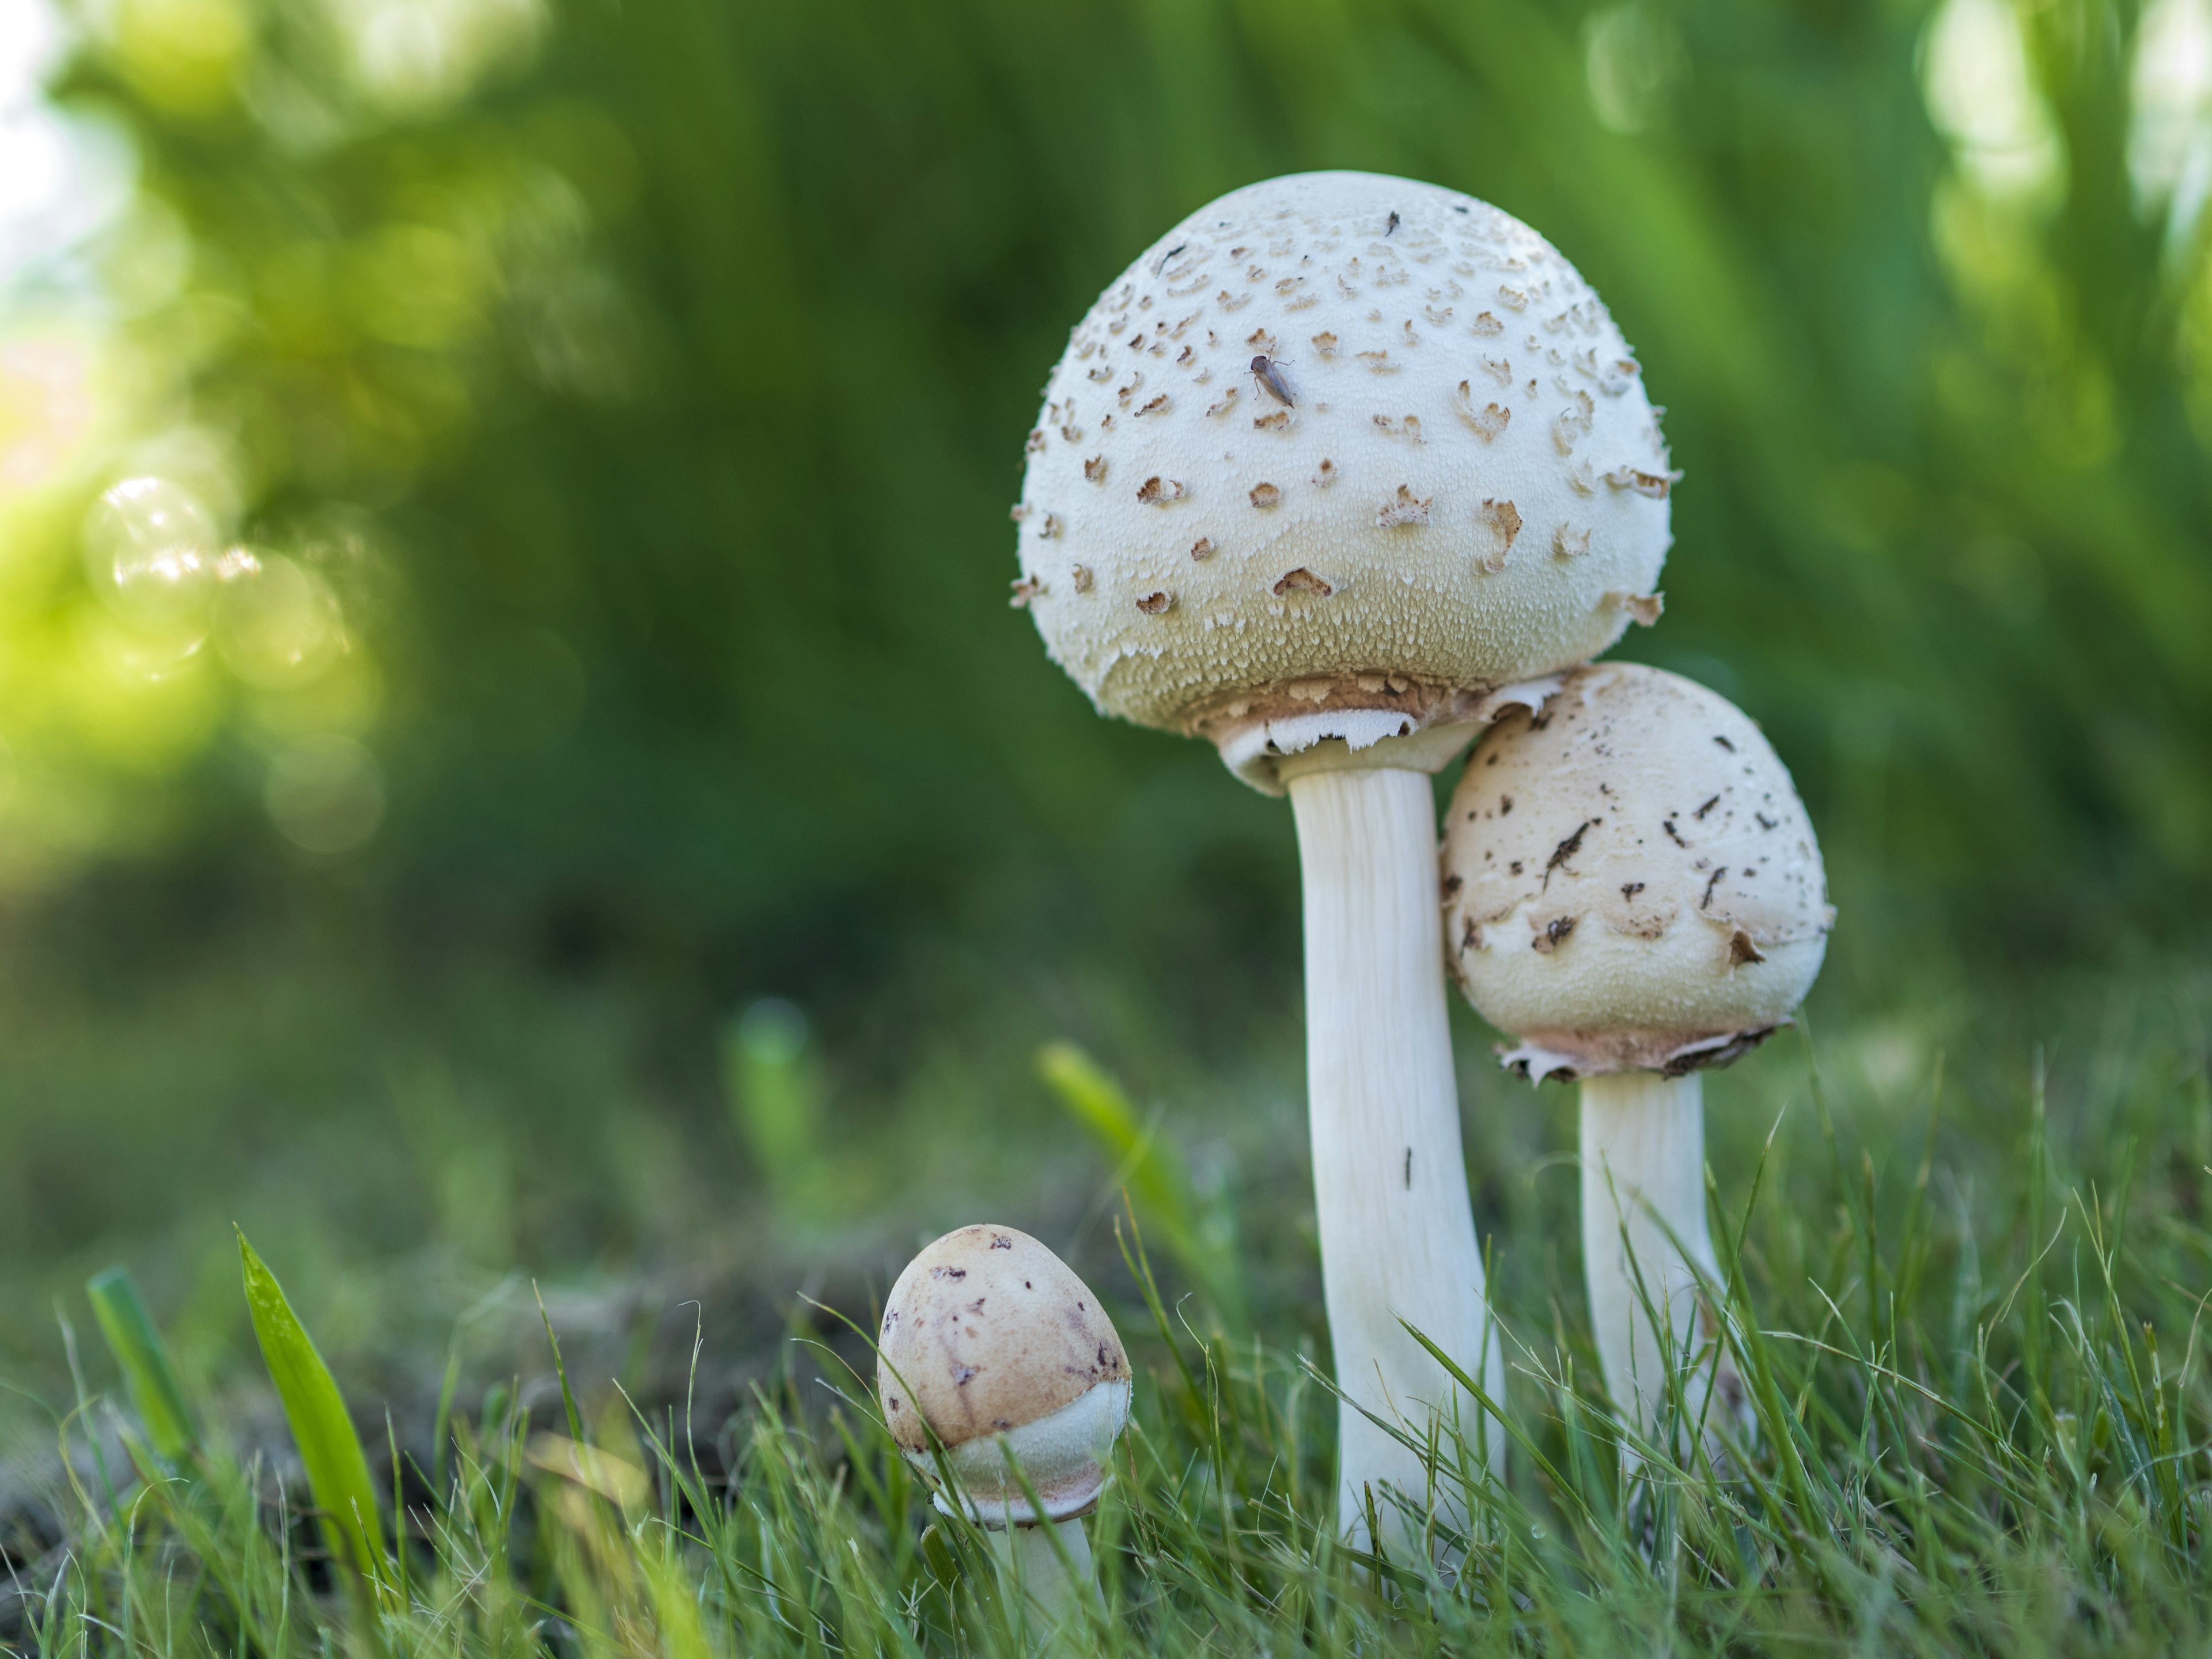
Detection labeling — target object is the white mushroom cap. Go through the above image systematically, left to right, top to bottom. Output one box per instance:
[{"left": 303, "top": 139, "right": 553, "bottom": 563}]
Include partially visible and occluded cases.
[
  {"left": 1014, "top": 171, "right": 1675, "bottom": 791},
  {"left": 1442, "top": 664, "right": 1833, "bottom": 1078},
  {"left": 877, "top": 1225, "right": 1132, "bottom": 1525}
]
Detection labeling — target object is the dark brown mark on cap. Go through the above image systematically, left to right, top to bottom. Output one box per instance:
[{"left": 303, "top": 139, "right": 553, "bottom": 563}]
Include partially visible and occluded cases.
[{"left": 1543, "top": 819, "right": 1600, "bottom": 889}]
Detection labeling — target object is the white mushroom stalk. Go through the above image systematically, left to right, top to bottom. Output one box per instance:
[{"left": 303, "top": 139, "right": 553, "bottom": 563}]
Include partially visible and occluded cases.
[
  {"left": 1012, "top": 171, "right": 1678, "bottom": 1545},
  {"left": 1441, "top": 664, "right": 1832, "bottom": 1447},
  {"left": 877, "top": 1226, "right": 1131, "bottom": 1623}
]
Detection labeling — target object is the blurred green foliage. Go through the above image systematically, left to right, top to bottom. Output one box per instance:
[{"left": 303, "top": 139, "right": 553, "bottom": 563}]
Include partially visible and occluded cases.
[
  {"left": 0, "top": 0, "right": 2204, "bottom": 1293},
  {"left": 1040, "top": 1040, "right": 1245, "bottom": 1329},
  {"left": 86, "top": 1263, "right": 201, "bottom": 1464}
]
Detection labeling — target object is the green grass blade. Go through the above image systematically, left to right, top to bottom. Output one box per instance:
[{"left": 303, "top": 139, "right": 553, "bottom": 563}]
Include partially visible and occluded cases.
[
  {"left": 1040, "top": 1041, "right": 1245, "bottom": 1327},
  {"left": 236, "top": 1228, "right": 393, "bottom": 1608},
  {"left": 85, "top": 1265, "right": 199, "bottom": 1466},
  {"left": 535, "top": 1279, "right": 586, "bottom": 1445}
]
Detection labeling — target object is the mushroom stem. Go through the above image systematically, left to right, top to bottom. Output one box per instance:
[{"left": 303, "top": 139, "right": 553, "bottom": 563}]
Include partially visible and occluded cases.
[
  {"left": 1287, "top": 765, "right": 1503, "bottom": 1546},
  {"left": 1578, "top": 1070, "right": 1724, "bottom": 1440},
  {"left": 989, "top": 1518, "right": 1094, "bottom": 1623}
]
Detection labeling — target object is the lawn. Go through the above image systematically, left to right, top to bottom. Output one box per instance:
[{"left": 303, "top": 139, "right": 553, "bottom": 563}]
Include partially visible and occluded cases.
[{"left": 9, "top": 966, "right": 2210, "bottom": 1656}]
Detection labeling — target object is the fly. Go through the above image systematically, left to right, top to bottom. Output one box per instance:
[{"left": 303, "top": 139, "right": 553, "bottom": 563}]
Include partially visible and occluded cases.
[
  {"left": 1385, "top": 210, "right": 1400, "bottom": 237},
  {"left": 1250, "top": 354, "right": 1295, "bottom": 406}
]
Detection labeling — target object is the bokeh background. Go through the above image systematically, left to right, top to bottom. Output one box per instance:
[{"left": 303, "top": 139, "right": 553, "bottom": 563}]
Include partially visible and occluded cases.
[{"left": 0, "top": 0, "right": 2207, "bottom": 1431}]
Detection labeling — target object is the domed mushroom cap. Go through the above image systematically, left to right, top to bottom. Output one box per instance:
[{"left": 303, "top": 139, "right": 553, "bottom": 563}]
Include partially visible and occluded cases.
[
  {"left": 1013, "top": 171, "right": 1673, "bottom": 779},
  {"left": 1443, "top": 664, "right": 1832, "bottom": 1078},
  {"left": 877, "top": 1225, "right": 1131, "bottom": 1523}
]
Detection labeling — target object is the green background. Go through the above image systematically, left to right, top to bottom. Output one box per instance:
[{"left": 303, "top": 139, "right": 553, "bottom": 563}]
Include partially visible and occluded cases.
[{"left": 0, "top": 0, "right": 2206, "bottom": 1402}]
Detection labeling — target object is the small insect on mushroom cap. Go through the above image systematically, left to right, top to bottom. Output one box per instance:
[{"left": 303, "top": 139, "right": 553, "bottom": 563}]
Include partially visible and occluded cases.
[
  {"left": 1013, "top": 171, "right": 1677, "bottom": 760},
  {"left": 1250, "top": 355, "right": 1295, "bottom": 406},
  {"left": 1441, "top": 663, "right": 1834, "bottom": 1078}
]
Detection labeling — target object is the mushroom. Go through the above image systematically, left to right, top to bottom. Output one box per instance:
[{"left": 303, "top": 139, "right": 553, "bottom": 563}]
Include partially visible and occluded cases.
[
  {"left": 1013, "top": 172, "right": 1676, "bottom": 1539},
  {"left": 1441, "top": 664, "right": 1832, "bottom": 1442},
  {"left": 877, "top": 1225, "right": 1131, "bottom": 1619}
]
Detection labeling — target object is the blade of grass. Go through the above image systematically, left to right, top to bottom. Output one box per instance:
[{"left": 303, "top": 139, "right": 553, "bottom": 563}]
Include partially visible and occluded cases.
[
  {"left": 1043, "top": 1042, "right": 1245, "bottom": 1328},
  {"left": 236, "top": 1228, "right": 393, "bottom": 1609},
  {"left": 86, "top": 1267, "right": 199, "bottom": 1467},
  {"left": 535, "top": 1280, "right": 586, "bottom": 1445}
]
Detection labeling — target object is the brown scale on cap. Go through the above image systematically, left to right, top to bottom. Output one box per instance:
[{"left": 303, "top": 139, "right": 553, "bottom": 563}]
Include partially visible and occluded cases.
[{"left": 876, "top": 1225, "right": 1128, "bottom": 1459}]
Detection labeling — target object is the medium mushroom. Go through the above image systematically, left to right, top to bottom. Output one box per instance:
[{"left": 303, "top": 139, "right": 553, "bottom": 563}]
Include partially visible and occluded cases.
[
  {"left": 1012, "top": 171, "right": 1676, "bottom": 1536},
  {"left": 1441, "top": 664, "right": 1832, "bottom": 1441},
  {"left": 877, "top": 1225, "right": 1131, "bottom": 1619}
]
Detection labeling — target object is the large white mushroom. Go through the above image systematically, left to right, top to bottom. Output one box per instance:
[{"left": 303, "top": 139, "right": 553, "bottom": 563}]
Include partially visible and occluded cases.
[
  {"left": 1012, "top": 171, "right": 1676, "bottom": 1537},
  {"left": 1441, "top": 664, "right": 1831, "bottom": 1442},
  {"left": 877, "top": 1225, "right": 1131, "bottom": 1619}
]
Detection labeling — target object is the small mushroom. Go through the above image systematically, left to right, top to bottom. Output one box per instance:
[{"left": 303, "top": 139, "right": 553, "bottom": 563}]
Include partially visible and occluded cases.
[
  {"left": 1441, "top": 664, "right": 1833, "bottom": 1447},
  {"left": 878, "top": 1225, "right": 1130, "bottom": 1618}
]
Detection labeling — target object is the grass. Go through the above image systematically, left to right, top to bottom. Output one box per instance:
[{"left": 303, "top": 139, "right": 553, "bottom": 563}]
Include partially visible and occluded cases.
[{"left": 13, "top": 1009, "right": 2212, "bottom": 1658}]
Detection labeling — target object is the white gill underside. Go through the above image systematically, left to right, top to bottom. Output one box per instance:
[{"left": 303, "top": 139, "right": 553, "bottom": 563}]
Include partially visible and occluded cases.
[{"left": 925, "top": 1378, "right": 1130, "bottom": 1526}]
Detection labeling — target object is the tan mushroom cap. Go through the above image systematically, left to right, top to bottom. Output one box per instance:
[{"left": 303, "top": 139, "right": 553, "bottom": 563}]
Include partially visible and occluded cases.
[
  {"left": 1013, "top": 171, "right": 1675, "bottom": 787},
  {"left": 1442, "top": 664, "right": 1833, "bottom": 1078},
  {"left": 877, "top": 1225, "right": 1131, "bottom": 1521}
]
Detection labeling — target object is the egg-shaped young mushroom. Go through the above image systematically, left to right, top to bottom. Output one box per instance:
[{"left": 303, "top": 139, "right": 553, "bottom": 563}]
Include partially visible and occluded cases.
[
  {"left": 1011, "top": 171, "right": 1674, "bottom": 1539},
  {"left": 1441, "top": 663, "right": 1831, "bottom": 1441},
  {"left": 878, "top": 1225, "right": 1130, "bottom": 1616}
]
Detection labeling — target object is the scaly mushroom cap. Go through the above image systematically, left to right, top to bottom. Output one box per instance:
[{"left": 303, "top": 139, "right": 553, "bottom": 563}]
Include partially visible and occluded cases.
[
  {"left": 1013, "top": 171, "right": 1674, "bottom": 788},
  {"left": 1442, "top": 664, "right": 1833, "bottom": 1078},
  {"left": 877, "top": 1225, "right": 1131, "bottom": 1523}
]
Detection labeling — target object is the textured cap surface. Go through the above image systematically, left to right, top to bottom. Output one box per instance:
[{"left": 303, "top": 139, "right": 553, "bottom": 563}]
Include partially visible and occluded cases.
[
  {"left": 1013, "top": 171, "right": 1674, "bottom": 752},
  {"left": 1442, "top": 664, "right": 1832, "bottom": 1077},
  {"left": 877, "top": 1225, "right": 1128, "bottom": 1455}
]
